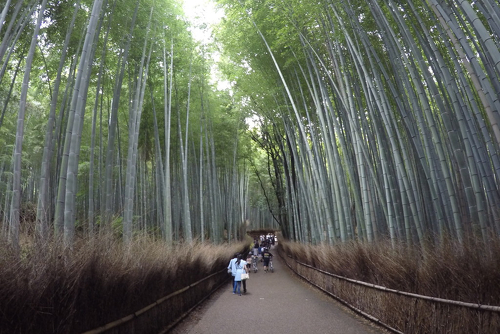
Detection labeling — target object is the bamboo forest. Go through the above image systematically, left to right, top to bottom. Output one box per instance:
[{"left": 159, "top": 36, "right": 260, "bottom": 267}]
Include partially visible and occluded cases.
[{"left": 2, "top": 0, "right": 500, "bottom": 249}]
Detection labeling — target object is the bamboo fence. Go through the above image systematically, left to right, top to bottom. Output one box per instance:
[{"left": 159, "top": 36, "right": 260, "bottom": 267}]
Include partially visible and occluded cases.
[
  {"left": 278, "top": 248, "right": 500, "bottom": 334},
  {"left": 81, "top": 268, "right": 230, "bottom": 334}
]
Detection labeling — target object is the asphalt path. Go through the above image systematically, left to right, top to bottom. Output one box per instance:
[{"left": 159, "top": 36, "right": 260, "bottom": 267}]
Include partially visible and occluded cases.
[{"left": 168, "top": 246, "right": 386, "bottom": 334}]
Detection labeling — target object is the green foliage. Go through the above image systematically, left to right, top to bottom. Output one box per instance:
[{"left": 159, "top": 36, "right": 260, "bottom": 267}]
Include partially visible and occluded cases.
[
  {"left": 0, "top": 0, "right": 262, "bottom": 244},
  {"left": 112, "top": 215, "right": 123, "bottom": 236}
]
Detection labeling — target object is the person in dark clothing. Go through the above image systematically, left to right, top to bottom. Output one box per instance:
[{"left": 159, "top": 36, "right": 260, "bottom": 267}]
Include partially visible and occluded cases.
[
  {"left": 254, "top": 240, "right": 260, "bottom": 256},
  {"left": 262, "top": 248, "right": 273, "bottom": 272},
  {"left": 242, "top": 252, "right": 252, "bottom": 293}
]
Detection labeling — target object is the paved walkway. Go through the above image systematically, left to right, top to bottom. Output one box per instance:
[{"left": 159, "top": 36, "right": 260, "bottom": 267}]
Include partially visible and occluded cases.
[{"left": 169, "top": 246, "right": 386, "bottom": 334}]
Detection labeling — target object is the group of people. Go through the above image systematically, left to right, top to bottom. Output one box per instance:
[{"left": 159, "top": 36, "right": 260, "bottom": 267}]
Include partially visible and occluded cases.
[
  {"left": 253, "top": 235, "right": 276, "bottom": 254},
  {"left": 227, "top": 242, "right": 274, "bottom": 296}
]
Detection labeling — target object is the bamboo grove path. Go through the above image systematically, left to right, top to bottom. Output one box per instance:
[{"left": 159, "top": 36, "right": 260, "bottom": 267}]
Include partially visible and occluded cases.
[{"left": 167, "top": 245, "right": 386, "bottom": 334}]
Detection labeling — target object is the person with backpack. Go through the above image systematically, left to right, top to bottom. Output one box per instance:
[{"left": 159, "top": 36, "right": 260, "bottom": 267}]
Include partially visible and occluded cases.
[{"left": 262, "top": 248, "right": 273, "bottom": 272}]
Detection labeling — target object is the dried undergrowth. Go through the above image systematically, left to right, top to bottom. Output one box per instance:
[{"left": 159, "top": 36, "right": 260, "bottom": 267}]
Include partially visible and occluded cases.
[
  {"left": 0, "top": 235, "right": 244, "bottom": 334},
  {"left": 279, "top": 235, "right": 500, "bottom": 305},
  {"left": 279, "top": 235, "right": 500, "bottom": 333}
]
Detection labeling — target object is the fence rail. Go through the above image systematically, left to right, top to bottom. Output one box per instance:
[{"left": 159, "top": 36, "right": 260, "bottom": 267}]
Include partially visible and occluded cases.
[
  {"left": 279, "top": 249, "right": 500, "bottom": 334},
  {"left": 82, "top": 268, "right": 229, "bottom": 334}
]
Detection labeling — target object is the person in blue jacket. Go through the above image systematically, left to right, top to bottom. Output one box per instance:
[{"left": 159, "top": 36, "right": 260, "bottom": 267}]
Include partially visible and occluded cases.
[{"left": 227, "top": 253, "right": 239, "bottom": 288}]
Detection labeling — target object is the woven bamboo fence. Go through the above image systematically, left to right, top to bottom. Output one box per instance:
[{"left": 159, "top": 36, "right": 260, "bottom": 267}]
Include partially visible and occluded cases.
[
  {"left": 278, "top": 248, "right": 500, "bottom": 334},
  {"left": 81, "top": 268, "right": 229, "bottom": 334}
]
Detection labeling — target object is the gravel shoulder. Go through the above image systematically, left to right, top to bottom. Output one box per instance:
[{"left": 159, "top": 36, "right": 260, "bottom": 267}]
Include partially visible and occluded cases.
[{"left": 168, "top": 246, "right": 387, "bottom": 334}]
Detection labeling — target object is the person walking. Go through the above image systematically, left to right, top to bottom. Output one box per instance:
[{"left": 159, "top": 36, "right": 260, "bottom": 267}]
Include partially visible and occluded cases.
[
  {"left": 253, "top": 240, "right": 259, "bottom": 256},
  {"left": 262, "top": 248, "right": 273, "bottom": 272},
  {"left": 243, "top": 252, "right": 253, "bottom": 293},
  {"left": 246, "top": 252, "right": 253, "bottom": 270},
  {"left": 227, "top": 253, "right": 239, "bottom": 289},
  {"left": 233, "top": 254, "right": 248, "bottom": 296}
]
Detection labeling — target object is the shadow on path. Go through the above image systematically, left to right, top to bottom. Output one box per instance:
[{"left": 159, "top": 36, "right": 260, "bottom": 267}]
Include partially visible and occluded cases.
[{"left": 168, "top": 246, "right": 385, "bottom": 334}]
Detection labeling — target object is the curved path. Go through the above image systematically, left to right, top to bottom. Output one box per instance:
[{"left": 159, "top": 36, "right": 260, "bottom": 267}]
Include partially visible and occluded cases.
[{"left": 168, "top": 247, "right": 386, "bottom": 334}]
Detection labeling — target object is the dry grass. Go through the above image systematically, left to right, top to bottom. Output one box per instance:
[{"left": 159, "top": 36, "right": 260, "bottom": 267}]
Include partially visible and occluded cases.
[
  {"left": 4, "top": 230, "right": 498, "bottom": 333},
  {"left": 0, "top": 235, "right": 245, "bottom": 334},
  {"left": 279, "top": 235, "right": 500, "bottom": 305},
  {"left": 279, "top": 235, "right": 500, "bottom": 333}
]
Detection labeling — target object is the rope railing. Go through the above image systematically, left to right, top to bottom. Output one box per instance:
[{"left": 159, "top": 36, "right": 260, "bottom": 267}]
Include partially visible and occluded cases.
[
  {"left": 279, "top": 249, "right": 500, "bottom": 334},
  {"left": 278, "top": 251, "right": 403, "bottom": 334},
  {"left": 294, "top": 259, "right": 500, "bottom": 312},
  {"left": 82, "top": 268, "right": 229, "bottom": 334}
]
